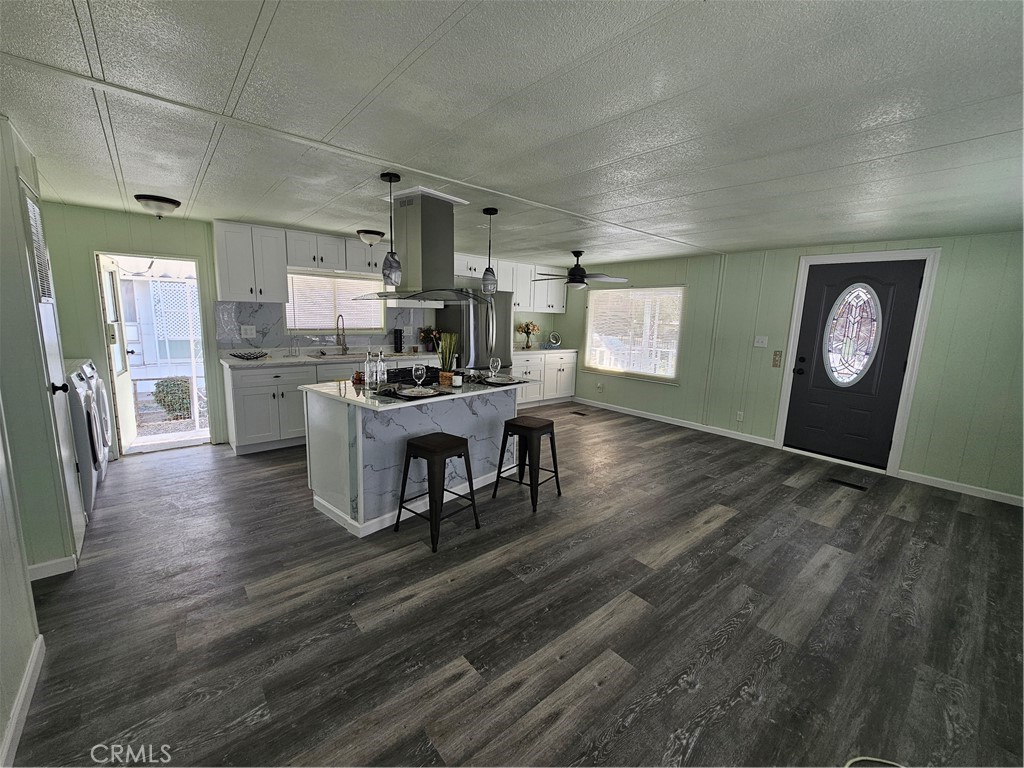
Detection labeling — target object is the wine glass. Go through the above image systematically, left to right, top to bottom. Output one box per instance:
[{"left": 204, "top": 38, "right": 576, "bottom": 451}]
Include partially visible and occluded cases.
[
  {"left": 489, "top": 357, "right": 501, "bottom": 378},
  {"left": 412, "top": 364, "right": 426, "bottom": 388}
]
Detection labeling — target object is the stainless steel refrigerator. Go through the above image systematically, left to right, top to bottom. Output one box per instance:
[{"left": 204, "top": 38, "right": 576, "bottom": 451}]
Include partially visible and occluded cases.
[{"left": 435, "top": 290, "right": 513, "bottom": 371}]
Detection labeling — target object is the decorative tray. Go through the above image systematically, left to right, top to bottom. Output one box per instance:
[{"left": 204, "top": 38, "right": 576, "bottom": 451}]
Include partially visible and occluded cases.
[{"left": 229, "top": 350, "right": 268, "bottom": 360}]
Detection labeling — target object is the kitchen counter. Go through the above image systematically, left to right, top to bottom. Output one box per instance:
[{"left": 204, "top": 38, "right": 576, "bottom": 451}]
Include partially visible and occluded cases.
[{"left": 302, "top": 379, "right": 518, "bottom": 538}]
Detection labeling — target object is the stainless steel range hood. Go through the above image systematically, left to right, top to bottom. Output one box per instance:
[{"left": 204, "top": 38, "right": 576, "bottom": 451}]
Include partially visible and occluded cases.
[{"left": 356, "top": 188, "right": 478, "bottom": 305}]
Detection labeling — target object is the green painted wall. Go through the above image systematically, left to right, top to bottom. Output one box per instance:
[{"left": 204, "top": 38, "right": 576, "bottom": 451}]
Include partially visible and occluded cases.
[
  {"left": 40, "top": 204, "right": 227, "bottom": 445},
  {"left": 559, "top": 232, "right": 1023, "bottom": 497},
  {"left": 0, "top": 395, "right": 41, "bottom": 756}
]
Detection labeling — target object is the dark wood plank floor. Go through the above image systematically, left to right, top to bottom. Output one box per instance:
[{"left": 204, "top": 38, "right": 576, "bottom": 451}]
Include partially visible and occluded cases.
[{"left": 16, "top": 403, "right": 1023, "bottom": 767}]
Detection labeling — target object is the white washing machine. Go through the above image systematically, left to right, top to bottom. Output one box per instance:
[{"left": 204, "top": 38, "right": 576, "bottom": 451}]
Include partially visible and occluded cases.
[
  {"left": 79, "top": 359, "right": 111, "bottom": 481},
  {"left": 66, "top": 369, "right": 101, "bottom": 516}
]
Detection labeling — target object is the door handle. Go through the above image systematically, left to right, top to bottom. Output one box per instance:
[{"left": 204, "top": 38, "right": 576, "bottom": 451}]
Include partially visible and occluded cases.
[
  {"left": 794, "top": 368, "right": 805, "bottom": 375},
  {"left": 51, "top": 382, "right": 69, "bottom": 394}
]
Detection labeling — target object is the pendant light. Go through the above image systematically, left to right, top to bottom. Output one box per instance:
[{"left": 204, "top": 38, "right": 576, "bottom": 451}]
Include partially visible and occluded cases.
[
  {"left": 380, "top": 172, "right": 402, "bottom": 287},
  {"left": 481, "top": 207, "right": 498, "bottom": 294}
]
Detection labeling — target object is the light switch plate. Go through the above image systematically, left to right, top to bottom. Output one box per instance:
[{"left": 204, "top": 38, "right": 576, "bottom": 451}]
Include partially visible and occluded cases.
[
  {"left": 240, "top": 325, "right": 257, "bottom": 339},
  {"left": 754, "top": 335, "right": 769, "bottom": 348}
]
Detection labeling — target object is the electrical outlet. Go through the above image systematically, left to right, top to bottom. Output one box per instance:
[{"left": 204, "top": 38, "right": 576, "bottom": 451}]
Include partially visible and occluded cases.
[
  {"left": 240, "top": 325, "right": 257, "bottom": 339},
  {"left": 753, "top": 335, "right": 769, "bottom": 348},
  {"left": 772, "top": 350, "right": 783, "bottom": 368},
  {"left": 596, "top": 381, "right": 603, "bottom": 393},
  {"left": 736, "top": 410, "right": 744, "bottom": 422}
]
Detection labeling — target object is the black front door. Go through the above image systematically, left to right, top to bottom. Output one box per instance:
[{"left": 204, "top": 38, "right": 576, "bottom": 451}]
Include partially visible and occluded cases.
[{"left": 784, "top": 259, "right": 925, "bottom": 469}]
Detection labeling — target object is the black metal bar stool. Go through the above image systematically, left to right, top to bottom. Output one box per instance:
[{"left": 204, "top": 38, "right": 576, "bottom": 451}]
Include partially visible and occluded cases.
[
  {"left": 492, "top": 415, "right": 562, "bottom": 512},
  {"left": 395, "top": 432, "right": 479, "bottom": 552}
]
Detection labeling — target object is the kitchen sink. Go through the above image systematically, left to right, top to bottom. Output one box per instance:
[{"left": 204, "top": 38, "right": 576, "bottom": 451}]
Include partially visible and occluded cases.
[{"left": 306, "top": 353, "right": 362, "bottom": 361}]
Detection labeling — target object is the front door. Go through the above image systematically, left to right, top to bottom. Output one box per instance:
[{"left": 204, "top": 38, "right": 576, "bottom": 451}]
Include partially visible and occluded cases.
[
  {"left": 98, "top": 254, "right": 137, "bottom": 453},
  {"left": 784, "top": 259, "right": 925, "bottom": 469}
]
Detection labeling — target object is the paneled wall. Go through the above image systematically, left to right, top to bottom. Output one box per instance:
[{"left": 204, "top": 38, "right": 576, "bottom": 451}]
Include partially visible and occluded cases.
[
  {"left": 40, "top": 204, "right": 226, "bottom": 446},
  {"left": 559, "top": 231, "right": 1022, "bottom": 498}
]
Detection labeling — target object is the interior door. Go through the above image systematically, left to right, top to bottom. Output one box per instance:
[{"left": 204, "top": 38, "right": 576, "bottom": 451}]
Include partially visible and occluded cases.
[
  {"left": 98, "top": 254, "right": 136, "bottom": 453},
  {"left": 784, "top": 259, "right": 925, "bottom": 468}
]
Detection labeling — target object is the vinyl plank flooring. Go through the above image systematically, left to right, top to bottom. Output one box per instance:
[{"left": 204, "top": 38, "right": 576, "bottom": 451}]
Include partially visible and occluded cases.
[{"left": 15, "top": 405, "right": 1022, "bottom": 768}]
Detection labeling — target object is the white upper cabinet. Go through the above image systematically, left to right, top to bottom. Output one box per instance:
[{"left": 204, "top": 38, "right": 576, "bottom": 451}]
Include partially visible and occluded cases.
[
  {"left": 215, "top": 221, "right": 287, "bottom": 303},
  {"left": 287, "top": 231, "right": 344, "bottom": 271},
  {"left": 344, "top": 238, "right": 381, "bottom": 275},
  {"left": 455, "top": 253, "right": 488, "bottom": 278},
  {"left": 496, "top": 261, "right": 515, "bottom": 292},
  {"left": 512, "top": 262, "right": 535, "bottom": 311},
  {"left": 534, "top": 267, "right": 567, "bottom": 313}
]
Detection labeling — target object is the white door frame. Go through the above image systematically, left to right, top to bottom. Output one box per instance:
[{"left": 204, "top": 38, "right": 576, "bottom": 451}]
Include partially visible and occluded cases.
[{"left": 774, "top": 248, "right": 941, "bottom": 476}]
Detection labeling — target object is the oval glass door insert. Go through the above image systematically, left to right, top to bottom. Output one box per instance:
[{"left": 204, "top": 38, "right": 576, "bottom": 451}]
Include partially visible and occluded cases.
[{"left": 823, "top": 282, "right": 882, "bottom": 386}]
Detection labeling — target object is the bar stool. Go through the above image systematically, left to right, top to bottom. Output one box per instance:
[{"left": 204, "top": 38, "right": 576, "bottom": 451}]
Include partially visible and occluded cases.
[
  {"left": 492, "top": 415, "right": 562, "bottom": 512},
  {"left": 395, "top": 432, "right": 480, "bottom": 552}
]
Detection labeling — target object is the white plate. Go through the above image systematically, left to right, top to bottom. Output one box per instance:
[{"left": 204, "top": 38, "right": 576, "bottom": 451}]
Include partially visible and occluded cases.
[{"left": 485, "top": 376, "right": 517, "bottom": 384}]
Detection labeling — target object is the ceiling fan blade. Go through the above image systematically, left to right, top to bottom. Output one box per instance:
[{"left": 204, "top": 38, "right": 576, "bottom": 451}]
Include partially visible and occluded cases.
[
  {"left": 586, "top": 274, "right": 628, "bottom": 282},
  {"left": 532, "top": 275, "right": 566, "bottom": 281}
]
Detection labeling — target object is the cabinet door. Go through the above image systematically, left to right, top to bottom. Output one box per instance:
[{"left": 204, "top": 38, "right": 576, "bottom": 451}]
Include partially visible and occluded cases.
[
  {"left": 214, "top": 222, "right": 257, "bottom": 301},
  {"left": 252, "top": 226, "right": 288, "bottom": 302},
  {"left": 286, "top": 230, "right": 318, "bottom": 268},
  {"left": 316, "top": 235, "right": 345, "bottom": 270},
  {"left": 344, "top": 238, "right": 378, "bottom": 275},
  {"left": 455, "top": 253, "right": 487, "bottom": 278},
  {"left": 496, "top": 261, "right": 515, "bottom": 292},
  {"left": 512, "top": 263, "right": 535, "bottom": 311},
  {"left": 534, "top": 268, "right": 566, "bottom": 312},
  {"left": 555, "top": 354, "right": 576, "bottom": 397},
  {"left": 515, "top": 355, "right": 544, "bottom": 402},
  {"left": 542, "top": 356, "right": 560, "bottom": 400},
  {"left": 277, "top": 384, "right": 308, "bottom": 439},
  {"left": 235, "top": 385, "right": 280, "bottom": 444}
]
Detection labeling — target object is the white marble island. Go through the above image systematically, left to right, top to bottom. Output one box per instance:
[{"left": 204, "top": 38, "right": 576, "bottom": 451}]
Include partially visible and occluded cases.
[{"left": 300, "top": 381, "right": 517, "bottom": 537}]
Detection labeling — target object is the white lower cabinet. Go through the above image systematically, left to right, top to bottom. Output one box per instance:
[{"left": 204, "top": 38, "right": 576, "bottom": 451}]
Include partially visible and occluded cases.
[
  {"left": 513, "top": 350, "right": 576, "bottom": 404},
  {"left": 543, "top": 353, "right": 577, "bottom": 400},
  {"left": 224, "top": 365, "right": 317, "bottom": 454}
]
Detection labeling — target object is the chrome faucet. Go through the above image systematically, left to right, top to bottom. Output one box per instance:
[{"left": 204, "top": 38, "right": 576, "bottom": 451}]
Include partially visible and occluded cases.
[{"left": 336, "top": 314, "right": 349, "bottom": 355}]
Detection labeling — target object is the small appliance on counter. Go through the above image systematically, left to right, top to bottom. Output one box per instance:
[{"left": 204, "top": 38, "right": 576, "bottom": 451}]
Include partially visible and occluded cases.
[
  {"left": 393, "top": 328, "right": 403, "bottom": 353},
  {"left": 386, "top": 366, "right": 442, "bottom": 386}
]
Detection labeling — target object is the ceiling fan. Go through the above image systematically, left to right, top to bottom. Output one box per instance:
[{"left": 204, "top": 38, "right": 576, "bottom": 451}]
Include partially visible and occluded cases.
[{"left": 533, "top": 250, "right": 628, "bottom": 289}]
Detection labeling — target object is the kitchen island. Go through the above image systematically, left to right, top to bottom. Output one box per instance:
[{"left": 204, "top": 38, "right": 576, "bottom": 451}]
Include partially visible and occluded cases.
[{"left": 300, "top": 380, "right": 518, "bottom": 538}]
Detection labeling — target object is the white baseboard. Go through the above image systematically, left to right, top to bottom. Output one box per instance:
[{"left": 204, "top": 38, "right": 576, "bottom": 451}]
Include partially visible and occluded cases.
[
  {"left": 520, "top": 396, "right": 573, "bottom": 409},
  {"left": 572, "top": 398, "right": 777, "bottom": 448},
  {"left": 232, "top": 436, "right": 305, "bottom": 456},
  {"left": 313, "top": 470, "right": 499, "bottom": 538},
  {"left": 897, "top": 471, "right": 1023, "bottom": 507},
  {"left": 27, "top": 555, "right": 77, "bottom": 581},
  {"left": 0, "top": 634, "right": 45, "bottom": 767}
]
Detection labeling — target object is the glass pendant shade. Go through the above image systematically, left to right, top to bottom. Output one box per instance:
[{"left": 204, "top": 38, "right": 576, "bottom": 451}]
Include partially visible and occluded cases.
[
  {"left": 382, "top": 251, "right": 402, "bottom": 286},
  {"left": 481, "top": 265, "right": 498, "bottom": 294}
]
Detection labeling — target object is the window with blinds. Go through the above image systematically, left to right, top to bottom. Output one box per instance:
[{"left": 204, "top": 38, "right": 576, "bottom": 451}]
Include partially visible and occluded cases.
[
  {"left": 285, "top": 272, "right": 385, "bottom": 331},
  {"left": 584, "top": 286, "right": 684, "bottom": 380}
]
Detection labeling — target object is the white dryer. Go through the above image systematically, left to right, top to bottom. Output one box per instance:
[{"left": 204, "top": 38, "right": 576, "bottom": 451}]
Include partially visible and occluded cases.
[
  {"left": 80, "top": 359, "right": 111, "bottom": 480},
  {"left": 66, "top": 369, "right": 101, "bottom": 516}
]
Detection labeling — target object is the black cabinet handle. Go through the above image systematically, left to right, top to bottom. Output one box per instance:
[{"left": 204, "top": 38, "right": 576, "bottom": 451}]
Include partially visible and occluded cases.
[
  {"left": 312, "top": 255, "right": 316, "bottom": 263},
  {"left": 319, "top": 256, "right": 323, "bottom": 262},
  {"left": 250, "top": 287, "right": 254, "bottom": 294},
  {"left": 259, "top": 288, "right": 263, "bottom": 295},
  {"left": 127, "top": 349, "right": 136, "bottom": 355},
  {"left": 794, "top": 367, "right": 805, "bottom": 375},
  {"left": 51, "top": 382, "right": 69, "bottom": 394},
  {"left": 272, "top": 392, "right": 276, "bottom": 399},
  {"left": 280, "top": 392, "right": 285, "bottom": 398}
]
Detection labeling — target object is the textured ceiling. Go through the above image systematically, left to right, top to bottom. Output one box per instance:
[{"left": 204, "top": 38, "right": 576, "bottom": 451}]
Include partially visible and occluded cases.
[{"left": 0, "top": 0, "right": 1020, "bottom": 266}]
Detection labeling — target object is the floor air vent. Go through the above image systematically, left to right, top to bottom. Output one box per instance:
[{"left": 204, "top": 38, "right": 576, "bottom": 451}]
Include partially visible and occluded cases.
[
  {"left": 570, "top": 411, "right": 588, "bottom": 416},
  {"left": 828, "top": 477, "right": 868, "bottom": 491}
]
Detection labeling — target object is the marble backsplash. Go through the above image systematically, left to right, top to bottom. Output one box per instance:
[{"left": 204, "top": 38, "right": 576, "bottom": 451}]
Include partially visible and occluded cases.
[{"left": 215, "top": 301, "right": 435, "bottom": 352}]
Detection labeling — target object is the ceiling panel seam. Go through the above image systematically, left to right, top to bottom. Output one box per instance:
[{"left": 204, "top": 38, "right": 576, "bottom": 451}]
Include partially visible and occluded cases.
[
  {"left": 70, "top": 0, "right": 104, "bottom": 79},
  {"left": 222, "top": 0, "right": 280, "bottom": 117},
  {"left": 319, "top": 0, "right": 480, "bottom": 145},
  {"left": 0, "top": 50, "right": 726, "bottom": 255},
  {"left": 91, "top": 90, "right": 128, "bottom": 212},
  {"left": 184, "top": 123, "right": 226, "bottom": 220},
  {"left": 576, "top": 127, "right": 1024, "bottom": 217},
  {"left": 291, "top": 174, "right": 380, "bottom": 229}
]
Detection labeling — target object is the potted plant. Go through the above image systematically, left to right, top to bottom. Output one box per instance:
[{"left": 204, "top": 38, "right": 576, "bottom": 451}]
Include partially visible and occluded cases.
[
  {"left": 516, "top": 320, "right": 541, "bottom": 349},
  {"left": 419, "top": 326, "right": 440, "bottom": 352},
  {"left": 436, "top": 332, "right": 459, "bottom": 387}
]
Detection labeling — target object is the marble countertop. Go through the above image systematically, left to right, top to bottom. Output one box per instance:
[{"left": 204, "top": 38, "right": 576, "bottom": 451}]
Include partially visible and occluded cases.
[
  {"left": 512, "top": 348, "right": 577, "bottom": 354},
  {"left": 220, "top": 351, "right": 438, "bottom": 369},
  {"left": 300, "top": 379, "right": 528, "bottom": 411}
]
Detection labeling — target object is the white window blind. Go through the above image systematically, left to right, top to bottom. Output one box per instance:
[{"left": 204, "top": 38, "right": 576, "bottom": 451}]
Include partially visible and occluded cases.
[
  {"left": 286, "top": 272, "right": 384, "bottom": 331},
  {"left": 584, "top": 287, "right": 684, "bottom": 379}
]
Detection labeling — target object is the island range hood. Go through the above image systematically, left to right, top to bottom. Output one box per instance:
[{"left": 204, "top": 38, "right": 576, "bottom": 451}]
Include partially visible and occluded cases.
[{"left": 357, "top": 188, "right": 490, "bottom": 305}]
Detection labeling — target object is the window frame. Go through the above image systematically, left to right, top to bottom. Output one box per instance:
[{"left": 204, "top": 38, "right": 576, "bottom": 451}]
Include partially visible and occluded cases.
[
  {"left": 284, "top": 269, "right": 386, "bottom": 334},
  {"left": 582, "top": 284, "right": 685, "bottom": 385}
]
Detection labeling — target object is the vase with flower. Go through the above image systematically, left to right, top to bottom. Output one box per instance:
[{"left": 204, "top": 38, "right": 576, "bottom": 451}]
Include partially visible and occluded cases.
[
  {"left": 516, "top": 320, "right": 541, "bottom": 349},
  {"left": 419, "top": 326, "right": 440, "bottom": 353}
]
